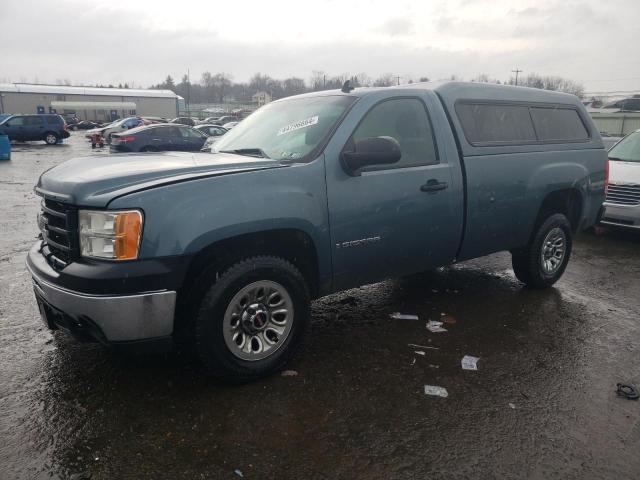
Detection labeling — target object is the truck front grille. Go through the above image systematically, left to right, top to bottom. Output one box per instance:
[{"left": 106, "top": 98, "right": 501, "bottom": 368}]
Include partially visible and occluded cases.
[
  {"left": 606, "top": 184, "right": 640, "bottom": 206},
  {"left": 39, "top": 199, "right": 78, "bottom": 265}
]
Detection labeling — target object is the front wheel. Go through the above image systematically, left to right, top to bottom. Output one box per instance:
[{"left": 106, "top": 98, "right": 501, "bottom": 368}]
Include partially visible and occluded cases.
[
  {"left": 511, "top": 213, "right": 572, "bottom": 289},
  {"left": 195, "top": 256, "right": 310, "bottom": 383}
]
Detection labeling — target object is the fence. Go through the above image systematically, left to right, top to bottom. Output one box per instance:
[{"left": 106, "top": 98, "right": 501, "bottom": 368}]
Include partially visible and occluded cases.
[{"left": 590, "top": 112, "right": 640, "bottom": 137}]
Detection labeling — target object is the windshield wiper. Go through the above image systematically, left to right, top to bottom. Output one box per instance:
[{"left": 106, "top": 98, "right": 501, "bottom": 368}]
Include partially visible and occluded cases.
[{"left": 220, "top": 148, "right": 270, "bottom": 159}]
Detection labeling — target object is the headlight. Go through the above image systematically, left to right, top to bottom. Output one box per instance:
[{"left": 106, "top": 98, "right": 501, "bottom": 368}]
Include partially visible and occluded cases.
[{"left": 79, "top": 210, "right": 143, "bottom": 260}]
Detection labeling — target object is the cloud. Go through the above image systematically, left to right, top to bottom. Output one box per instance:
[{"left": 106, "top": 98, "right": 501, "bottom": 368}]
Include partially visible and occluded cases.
[
  {"left": 0, "top": 0, "right": 639, "bottom": 92},
  {"left": 378, "top": 18, "right": 414, "bottom": 37}
]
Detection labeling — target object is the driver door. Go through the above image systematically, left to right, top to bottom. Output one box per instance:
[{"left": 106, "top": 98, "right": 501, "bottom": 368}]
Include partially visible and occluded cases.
[{"left": 325, "top": 95, "right": 460, "bottom": 290}]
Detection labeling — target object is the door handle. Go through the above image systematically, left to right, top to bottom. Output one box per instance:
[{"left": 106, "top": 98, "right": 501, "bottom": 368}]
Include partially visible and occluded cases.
[{"left": 420, "top": 179, "right": 448, "bottom": 193}]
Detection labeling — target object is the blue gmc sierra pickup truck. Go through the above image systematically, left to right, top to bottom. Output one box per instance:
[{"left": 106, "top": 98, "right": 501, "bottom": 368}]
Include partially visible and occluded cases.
[{"left": 27, "top": 82, "right": 607, "bottom": 382}]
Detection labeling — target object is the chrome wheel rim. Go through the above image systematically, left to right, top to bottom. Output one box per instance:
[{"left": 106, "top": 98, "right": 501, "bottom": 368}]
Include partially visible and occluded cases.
[
  {"left": 46, "top": 134, "right": 56, "bottom": 144},
  {"left": 540, "top": 227, "right": 566, "bottom": 275},
  {"left": 222, "top": 280, "right": 294, "bottom": 361}
]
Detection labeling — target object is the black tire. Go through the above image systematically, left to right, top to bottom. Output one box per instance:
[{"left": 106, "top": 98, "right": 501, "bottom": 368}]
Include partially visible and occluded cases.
[
  {"left": 44, "top": 132, "right": 58, "bottom": 145},
  {"left": 512, "top": 213, "right": 572, "bottom": 289},
  {"left": 195, "top": 256, "right": 310, "bottom": 383}
]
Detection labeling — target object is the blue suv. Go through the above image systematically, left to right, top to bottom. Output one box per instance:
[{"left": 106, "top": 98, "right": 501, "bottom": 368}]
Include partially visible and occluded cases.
[{"left": 0, "top": 114, "right": 70, "bottom": 145}]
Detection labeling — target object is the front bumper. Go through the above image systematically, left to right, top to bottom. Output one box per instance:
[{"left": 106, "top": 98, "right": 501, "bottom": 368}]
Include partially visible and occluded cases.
[
  {"left": 601, "top": 202, "right": 640, "bottom": 229},
  {"left": 27, "top": 242, "right": 184, "bottom": 345}
]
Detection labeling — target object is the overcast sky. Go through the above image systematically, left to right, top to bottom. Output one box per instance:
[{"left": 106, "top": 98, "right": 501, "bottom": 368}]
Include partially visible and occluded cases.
[{"left": 1, "top": 0, "right": 639, "bottom": 93}]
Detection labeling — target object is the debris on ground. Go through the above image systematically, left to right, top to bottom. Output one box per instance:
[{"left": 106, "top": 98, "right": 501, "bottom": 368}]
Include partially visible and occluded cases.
[
  {"left": 390, "top": 312, "right": 419, "bottom": 320},
  {"left": 441, "top": 315, "right": 457, "bottom": 325},
  {"left": 426, "top": 320, "right": 447, "bottom": 333},
  {"left": 407, "top": 343, "right": 439, "bottom": 350},
  {"left": 414, "top": 350, "right": 426, "bottom": 356},
  {"left": 461, "top": 355, "right": 480, "bottom": 371},
  {"left": 410, "top": 358, "right": 416, "bottom": 365},
  {"left": 429, "top": 364, "right": 440, "bottom": 369},
  {"left": 281, "top": 370, "right": 298, "bottom": 377},
  {"left": 616, "top": 383, "right": 639, "bottom": 400},
  {"left": 424, "top": 385, "right": 448, "bottom": 398},
  {"left": 508, "top": 403, "right": 516, "bottom": 409},
  {"left": 234, "top": 469, "right": 244, "bottom": 477}
]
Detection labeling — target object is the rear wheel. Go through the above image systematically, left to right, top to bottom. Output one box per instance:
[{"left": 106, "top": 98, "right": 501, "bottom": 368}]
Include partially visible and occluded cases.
[
  {"left": 44, "top": 132, "right": 58, "bottom": 145},
  {"left": 512, "top": 213, "right": 572, "bottom": 289},
  {"left": 194, "top": 256, "right": 310, "bottom": 383}
]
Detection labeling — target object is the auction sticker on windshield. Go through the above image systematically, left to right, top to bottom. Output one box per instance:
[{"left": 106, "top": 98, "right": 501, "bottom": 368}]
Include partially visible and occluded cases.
[{"left": 277, "top": 116, "right": 318, "bottom": 136}]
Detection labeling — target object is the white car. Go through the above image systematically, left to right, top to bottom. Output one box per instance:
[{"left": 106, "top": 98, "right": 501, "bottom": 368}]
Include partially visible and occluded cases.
[
  {"left": 85, "top": 117, "right": 147, "bottom": 142},
  {"left": 601, "top": 129, "right": 640, "bottom": 229}
]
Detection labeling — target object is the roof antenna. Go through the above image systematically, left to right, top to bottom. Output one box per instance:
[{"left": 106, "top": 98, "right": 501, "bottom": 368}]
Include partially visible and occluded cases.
[{"left": 341, "top": 80, "right": 354, "bottom": 93}]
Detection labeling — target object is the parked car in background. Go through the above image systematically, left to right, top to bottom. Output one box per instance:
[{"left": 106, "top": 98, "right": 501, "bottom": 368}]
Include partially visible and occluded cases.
[
  {"left": 29, "top": 82, "right": 606, "bottom": 382},
  {"left": 603, "top": 97, "right": 640, "bottom": 112},
  {"left": 0, "top": 114, "right": 69, "bottom": 144},
  {"left": 62, "top": 114, "right": 80, "bottom": 126},
  {"left": 142, "top": 116, "right": 168, "bottom": 124},
  {"left": 200, "top": 116, "right": 222, "bottom": 124},
  {"left": 86, "top": 117, "right": 149, "bottom": 142},
  {"left": 169, "top": 117, "right": 196, "bottom": 126},
  {"left": 70, "top": 120, "right": 102, "bottom": 130},
  {"left": 222, "top": 121, "right": 239, "bottom": 130},
  {"left": 110, "top": 123, "right": 208, "bottom": 152},
  {"left": 194, "top": 124, "right": 227, "bottom": 137},
  {"left": 601, "top": 129, "right": 640, "bottom": 229},
  {"left": 600, "top": 133, "right": 624, "bottom": 150},
  {"left": 201, "top": 134, "right": 224, "bottom": 151}
]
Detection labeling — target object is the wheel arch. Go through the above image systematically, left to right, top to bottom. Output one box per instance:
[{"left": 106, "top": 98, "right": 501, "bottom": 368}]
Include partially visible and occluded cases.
[
  {"left": 535, "top": 188, "right": 584, "bottom": 233},
  {"left": 175, "top": 228, "right": 319, "bottom": 327}
]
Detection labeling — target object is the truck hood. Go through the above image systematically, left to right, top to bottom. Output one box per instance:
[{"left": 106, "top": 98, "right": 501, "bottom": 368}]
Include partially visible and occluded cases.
[
  {"left": 36, "top": 151, "right": 286, "bottom": 207},
  {"left": 609, "top": 160, "right": 640, "bottom": 185}
]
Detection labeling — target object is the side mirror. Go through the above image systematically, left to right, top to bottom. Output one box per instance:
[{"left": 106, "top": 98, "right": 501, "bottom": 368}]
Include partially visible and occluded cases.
[{"left": 341, "top": 136, "right": 401, "bottom": 175}]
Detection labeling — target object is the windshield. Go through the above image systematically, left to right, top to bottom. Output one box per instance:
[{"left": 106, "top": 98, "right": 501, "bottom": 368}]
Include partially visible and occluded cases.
[
  {"left": 213, "top": 95, "right": 355, "bottom": 161},
  {"left": 608, "top": 131, "right": 640, "bottom": 162}
]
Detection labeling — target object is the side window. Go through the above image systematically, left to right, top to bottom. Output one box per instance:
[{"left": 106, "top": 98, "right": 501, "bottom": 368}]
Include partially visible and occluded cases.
[
  {"left": 350, "top": 98, "right": 438, "bottom": 169},
  {"left": 456, "top": 104, "right": 536, "bottom": 144},
  {"left": 529, "top": 107, "right": 589, "bottom": 141},
  {"left": 6, "top": 116, "right": 25, "bottom": 126},
  {"left": 26, "top": 116, "right": 45, "bottom": 126},
  {"left": 45, "top": 116, "right": 61, "bottom": 125},
  {"left": 164, "top": 127, "right": 182, "bottom": 137},
  {"left": 180, "top": 127, "right": 204, "bottom": 138}
]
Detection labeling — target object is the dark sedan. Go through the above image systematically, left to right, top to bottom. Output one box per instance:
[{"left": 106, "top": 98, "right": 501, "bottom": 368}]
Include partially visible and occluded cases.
[{"left": 110, "top": 124, "right": 208, "bottom": 152}]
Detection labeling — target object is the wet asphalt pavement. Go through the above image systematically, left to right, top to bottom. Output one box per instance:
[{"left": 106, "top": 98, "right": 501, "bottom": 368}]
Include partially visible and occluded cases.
[{"left": 1, "top": 134, "right": 639, "bottom": 480}]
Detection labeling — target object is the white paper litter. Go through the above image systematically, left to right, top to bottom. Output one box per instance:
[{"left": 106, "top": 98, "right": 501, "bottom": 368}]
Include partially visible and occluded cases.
[
  {"left": 390, "top": 312, "right": 419, "bottom": 320},
  {"left": 426, "top": 320, "right": 448, "bottom": 333},
  {"left": 407, "top": 343, "right": 439, "bottom": 350},
  {"left": 414, "top": 350, "right": 426, "bottom": 356},
  {"left": 461, "top": 355, "right": 480, "bottom": 370},
  {"left": 424, "top": 385, "right": 449, "bottom": 398},
  {"left": 508, "top": 402, "right": 516, "bottom": 409}
]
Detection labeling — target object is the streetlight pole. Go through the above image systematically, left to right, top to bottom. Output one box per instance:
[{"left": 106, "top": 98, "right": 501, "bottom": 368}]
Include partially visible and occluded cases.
[{"left": 511, "top": 69, "right": 522, "bottom": 86}]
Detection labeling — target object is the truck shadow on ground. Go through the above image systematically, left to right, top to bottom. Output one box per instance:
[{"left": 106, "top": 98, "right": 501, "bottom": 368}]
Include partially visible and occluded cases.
[{"left": 28, "top": 257, "right": 595, "bottom": 479}]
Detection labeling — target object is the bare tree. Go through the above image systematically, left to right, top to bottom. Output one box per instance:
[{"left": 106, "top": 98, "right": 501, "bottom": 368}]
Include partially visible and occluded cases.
[{"left": 373, "top": 73, "right": 395, "bottom": 87}]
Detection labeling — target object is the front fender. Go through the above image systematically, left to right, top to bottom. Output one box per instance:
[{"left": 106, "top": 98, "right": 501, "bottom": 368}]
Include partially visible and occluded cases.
[{"left": 108, "top": 156, "right": 331, "bottom": 282}]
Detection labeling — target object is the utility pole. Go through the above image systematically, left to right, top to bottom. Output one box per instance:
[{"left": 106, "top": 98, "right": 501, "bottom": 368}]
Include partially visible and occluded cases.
[
  {"left": 186, "top": 68, "right": 191, "bottom": 114},
  {"left": 511, "top": 69, "right": 522, "bottom": 86},
  {"left": 323, "top": 74, "right": 326, "bottom": 89},
  {"left": 397, "top": 75, "right": 400, "bottom": 86}
]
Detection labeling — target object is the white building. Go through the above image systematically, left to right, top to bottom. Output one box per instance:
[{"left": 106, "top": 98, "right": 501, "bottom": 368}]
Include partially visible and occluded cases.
[
  {"left": 0, "top": 83, "right": 182, "bottom": 122},
  {"left": 252, "top": 91, "right": 272, "bottom": 107}
]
